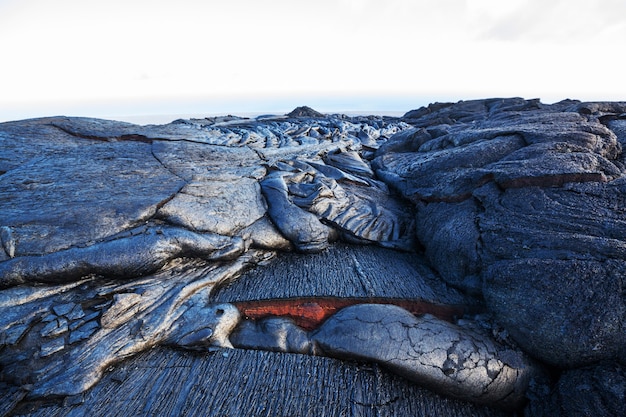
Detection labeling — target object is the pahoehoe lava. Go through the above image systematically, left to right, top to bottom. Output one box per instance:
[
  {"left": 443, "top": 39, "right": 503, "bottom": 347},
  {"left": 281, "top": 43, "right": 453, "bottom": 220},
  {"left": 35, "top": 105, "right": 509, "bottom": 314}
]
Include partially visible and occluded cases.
[{"left": 1, "top": 98, "right": 626, "bottom": 417}]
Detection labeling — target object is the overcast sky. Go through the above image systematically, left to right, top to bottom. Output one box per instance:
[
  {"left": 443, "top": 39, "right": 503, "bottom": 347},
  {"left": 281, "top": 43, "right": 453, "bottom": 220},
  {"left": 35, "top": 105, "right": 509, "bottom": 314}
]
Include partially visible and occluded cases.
[{"left": 1, "top": 0, "right": 625, "bottom": 122}]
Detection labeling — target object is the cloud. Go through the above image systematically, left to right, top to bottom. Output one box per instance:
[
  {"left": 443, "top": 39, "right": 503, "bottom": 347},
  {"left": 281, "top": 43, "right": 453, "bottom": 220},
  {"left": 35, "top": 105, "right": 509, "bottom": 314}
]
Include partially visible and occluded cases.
[
  {"left": 0, "top": 0, "right": 625, "bottom": 121},
  {"left": 469, "top": 0, "right": 626, "bottom": 44}
]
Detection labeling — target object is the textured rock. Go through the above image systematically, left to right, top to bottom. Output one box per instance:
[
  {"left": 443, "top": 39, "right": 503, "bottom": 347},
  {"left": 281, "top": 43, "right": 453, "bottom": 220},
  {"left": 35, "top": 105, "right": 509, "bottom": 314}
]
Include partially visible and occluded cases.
[
  {"left": 3, "top": 100, "right": 626, "bottom": 415},
  {"left": 371, "top": 100, "right": 626, "bottom": 372},
  {"left": 286, "top": 105, "right": 325, "bottom": 118},
  {"left": 374, "top": 106, "right": 622, "bottom": 203},
  {"left": 0, "top": 111, "right": 431, "bottom": 414},
  {"left": 374, "top": 133, "right": 526, "bottom": 202},
  {"left": 150, "top": 140, "right": 265, "bottom": 181},
  {"left": 0, "top": 141, "right": 185, "bottom": 256},
  {"left": 262, "top": 158, "right": 415, "bottom": 251},
  {"left": 261, "top": 171, "right": 335, "bottom": 252},
  {"left": 157, "top": 178, "right": 266, "bottom": 235},
  {"left": 476, "top": 180, "right": 626, "bottom": 264},
  {"left": 477, "top": 181, "right": 626, "bottom": 368},
  {"left": 416, "top": 199, "right": 482, "bottom": 294},
  {"left": 239, "top": 216, "right": 294, "bottom": 251},
  {"left": 0, "top": 226, "right": 246, "bottom": 288},
  {"left": 212, "top": 243, "right": 478, "bottom": 307},
  {"left": 0, "top": 252, "right": 267, "bottom": 398},
  {"left": 483, "top": 257, "right": 626, "bottom": 368},
  {"left": 166, "top": 302, "right": 241, "bottom": 350},
  {"left": 311, "top": 304, "right": 538, "bottom": 409},
  {"left": 230, "top": 316, "right": 313, "bottom": 354},
  {"left": 12, "top": 347, "right": 510, "bottom": 417},
  {"left": 526, "top": 362, "right": 626, "bottom": 417}
]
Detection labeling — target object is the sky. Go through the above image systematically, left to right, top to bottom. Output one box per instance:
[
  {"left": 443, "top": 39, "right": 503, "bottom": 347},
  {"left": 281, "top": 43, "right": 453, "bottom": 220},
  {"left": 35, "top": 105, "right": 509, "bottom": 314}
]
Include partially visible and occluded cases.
[{"left": 1, "top": 0, "right": 625, "bottom": 122}]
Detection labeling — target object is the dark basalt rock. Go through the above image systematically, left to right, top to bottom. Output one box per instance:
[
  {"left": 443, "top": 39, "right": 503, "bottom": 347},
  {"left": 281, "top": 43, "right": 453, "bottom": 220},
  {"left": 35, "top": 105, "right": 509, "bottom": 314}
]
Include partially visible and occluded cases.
[
  {"left": 401, "top": 97, "right": 543, "bottom": 127},
  {"left": 2, "top": 99, "right": 626, "bottom": 416},
  {"left": 373, "top": 100, "right": 626, "bottom": 373},
  {"left": 286, "top": 105, "right": 325, "bottom": 118},
  {"left": 375, "top": 107, "right": 622, "bottom": 203},
  {"left": 0, "top": 141, "right": 185, "bottom": 257},
  {"left": 261, "top": 158, "right": 415, "bottom": 252},
  {"left": 261, "top": 171, "right": 335, "bottom": 253},
  {"left": 477, "top": 180, "right": 626, "bottom": 368},
  {"left": 416, "top": 199, "right": 482, "bottom": 294},
  {"left": 0, "top": 226, "right": 246, "bottom": 288},
  {"left": 211, "top": 243, "right": 478, "bottom": 306},
  {"left": 0, "top": 253, "right": 265, "bottom": 398},
  {"left": 483, "top": 257, "right": 626, "bottom": 369},
  {"left": 12, "top": 347, "right": 511, "bottom": 417},
  {"left": 526, "top": 362, "right": 626, "bottom": 417}
]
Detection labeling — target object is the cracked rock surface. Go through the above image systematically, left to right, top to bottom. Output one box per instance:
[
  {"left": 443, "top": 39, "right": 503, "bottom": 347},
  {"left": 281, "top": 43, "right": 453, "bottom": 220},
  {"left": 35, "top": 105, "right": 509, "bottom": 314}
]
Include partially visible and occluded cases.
[
  {"left": 2, "top": 99, "right": 626, "bottom": 416},
  {"left": 311, "top": 304, "right": 536, "bottom": 409}
]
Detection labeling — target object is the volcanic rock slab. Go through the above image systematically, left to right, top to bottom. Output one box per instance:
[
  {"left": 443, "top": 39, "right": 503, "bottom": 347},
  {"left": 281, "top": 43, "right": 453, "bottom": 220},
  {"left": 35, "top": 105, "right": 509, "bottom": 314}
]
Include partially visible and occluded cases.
[
  {"left": 375, "top": 98, "right": 626, "bottom": 372},
  {"left": 211, "top": 243, "right": 474, "bottom": 304},
  {"left": 311, "top": 304, "right": 536, "bottom": 409},
  {"left": 11, "top": 347, "right": 511, "bottom": 417}
]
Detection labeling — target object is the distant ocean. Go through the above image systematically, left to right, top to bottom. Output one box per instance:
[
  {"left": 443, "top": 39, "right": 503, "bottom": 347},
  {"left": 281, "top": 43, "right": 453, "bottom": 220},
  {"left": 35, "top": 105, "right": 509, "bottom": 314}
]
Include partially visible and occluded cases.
[{"left": 1, "top": 95, "right": 440, "bottom": 124}]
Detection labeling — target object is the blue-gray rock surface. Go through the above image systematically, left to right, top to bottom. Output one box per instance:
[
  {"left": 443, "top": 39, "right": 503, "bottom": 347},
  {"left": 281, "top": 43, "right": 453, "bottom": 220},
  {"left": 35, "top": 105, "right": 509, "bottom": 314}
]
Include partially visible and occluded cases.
[{"left": 1, "top": 99, "right": 626, "bottom": 416}]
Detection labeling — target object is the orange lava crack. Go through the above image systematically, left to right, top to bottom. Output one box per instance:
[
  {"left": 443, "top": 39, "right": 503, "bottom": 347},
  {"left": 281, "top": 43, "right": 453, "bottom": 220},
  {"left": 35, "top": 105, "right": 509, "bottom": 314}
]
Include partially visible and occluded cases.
[{"left": 233, "top": 298, "right": 469, "bottom": 331}]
